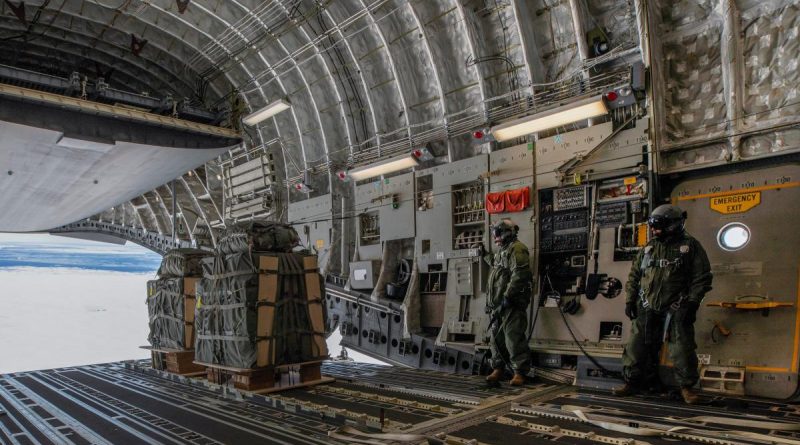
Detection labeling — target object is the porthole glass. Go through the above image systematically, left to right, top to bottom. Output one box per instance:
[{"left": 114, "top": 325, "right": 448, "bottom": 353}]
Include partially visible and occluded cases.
[{"left": 717, "top": 223, "right": 750, "bottom": 251}]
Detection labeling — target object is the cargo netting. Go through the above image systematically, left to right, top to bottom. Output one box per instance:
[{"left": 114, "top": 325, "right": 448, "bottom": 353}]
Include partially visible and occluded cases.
[
  {"left": 216, "top": 221, "right": 301, "bottom": 255},
  {"left": 147, "top": 248, "right": 211, "bottom": 350},
  {"left": 195, "top": 251, "right": 327, "bottom": 369},
  {"left": 147, "top": 278, "right": 186, "bottom": 349}
]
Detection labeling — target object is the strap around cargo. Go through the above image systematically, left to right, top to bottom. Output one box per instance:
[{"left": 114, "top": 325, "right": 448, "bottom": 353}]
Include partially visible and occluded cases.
[
  {"left": 207, "top": 270, "right": 256, "bottom": 280},
  {"left": 195, "top": 302, "right": 252, "bottom": 310},
  {"left": 149, "top": 315, "right": 184, "bottom": 324},
  {"left": 196, "top": 334, "right": 253, "bottom": 341}
]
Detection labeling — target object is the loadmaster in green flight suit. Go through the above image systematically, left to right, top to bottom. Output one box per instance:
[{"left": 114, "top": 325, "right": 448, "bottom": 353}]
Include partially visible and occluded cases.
[
  {"left": 612, "top": 204, "right": 712, "bottom": 404},
  {"left": 477, "top": 218, "right": 533, "bottom": 386}
]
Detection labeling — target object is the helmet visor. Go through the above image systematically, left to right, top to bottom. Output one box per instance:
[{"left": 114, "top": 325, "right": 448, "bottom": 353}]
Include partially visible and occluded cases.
[{"left": 647, "top": 215, "right": 670, "bottom": 230}]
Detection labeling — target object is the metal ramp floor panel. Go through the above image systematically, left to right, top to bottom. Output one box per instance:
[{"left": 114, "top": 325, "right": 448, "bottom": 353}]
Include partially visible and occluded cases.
[{"left": 0, "top": 361, "right": 797, "bottom": 445}]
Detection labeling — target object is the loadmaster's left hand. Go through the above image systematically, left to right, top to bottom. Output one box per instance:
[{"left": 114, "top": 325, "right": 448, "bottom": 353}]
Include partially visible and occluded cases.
[{"left": 679, "top": 300, "right": 700, "bottom": 324}]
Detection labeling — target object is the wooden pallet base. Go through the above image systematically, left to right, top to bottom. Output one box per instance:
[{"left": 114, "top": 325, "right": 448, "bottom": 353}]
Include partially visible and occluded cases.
[
  {"left": 142, "top": 347, "right": 205, "bottom": 375},
  {"left": 166, "top": 351, "right": 206, "bottom": 375},
  {"left": 198, "top": 360, "right": 330, "bottom": 392}
]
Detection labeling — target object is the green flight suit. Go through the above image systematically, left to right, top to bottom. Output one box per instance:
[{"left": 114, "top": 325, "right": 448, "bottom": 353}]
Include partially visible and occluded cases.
[
  {"left": 622, "top": 232, "right": 712, "bottom": 388},
  {"left": 483, "top": 239, "right": 533, "bottom": 373}
]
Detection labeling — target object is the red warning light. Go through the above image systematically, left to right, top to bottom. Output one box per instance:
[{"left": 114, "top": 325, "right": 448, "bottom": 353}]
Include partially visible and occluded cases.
[
  {"left": 605, "top": 91, "right": 619, "bottom": 101},
  {"left": 473, "top": 130, "right": 484, "bottom": 139},
  {"left": 412, "top": 149, "right": 423, "bottom": 158},
  {"left": 337, "top": 171, "right": 347, "bottom": 180},
  {"left": 295, "top": 183, "right": 304, "bottom": 190}
]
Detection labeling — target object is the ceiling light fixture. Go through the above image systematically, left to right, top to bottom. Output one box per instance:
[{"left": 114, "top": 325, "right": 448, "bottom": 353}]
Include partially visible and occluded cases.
[
  {"left": 490, "top": 95, "right": 609, "bottom": 141},
  {"left": 242, "top": 98, "right": 291, "bottom": 126},
  {"left": 56, "top": 135, "right": 114, "bottom": 151},
  {"left": 348, "top": 152, "right": 420, "bottom": 181}
]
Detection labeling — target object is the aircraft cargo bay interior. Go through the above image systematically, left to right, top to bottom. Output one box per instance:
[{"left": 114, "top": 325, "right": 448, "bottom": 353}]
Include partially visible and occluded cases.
[{"left": 1, "top": 0, "right": 799, "bottom": 444}]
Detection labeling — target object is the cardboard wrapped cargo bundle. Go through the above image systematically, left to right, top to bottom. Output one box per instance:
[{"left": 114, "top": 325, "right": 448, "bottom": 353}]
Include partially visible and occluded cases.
[
  {"left": 194, "top": 245, "right": 329, "bottom": 391},
  {"left": 146, "top": 248, "right": 210, "bottom": 375}
]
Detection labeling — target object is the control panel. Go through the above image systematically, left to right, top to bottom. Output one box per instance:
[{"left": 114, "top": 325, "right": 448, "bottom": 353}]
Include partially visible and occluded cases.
[
  {"left": 553, "top": 185, "right": 589, "bottom": 211},
  {"left": 539, "top": 186, "right": 590, "bottom": 299}
]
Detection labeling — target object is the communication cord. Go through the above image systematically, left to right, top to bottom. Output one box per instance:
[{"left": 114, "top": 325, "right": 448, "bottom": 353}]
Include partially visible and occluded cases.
[{"left": 543, "top": 273, "right": 623, "bottom": 380}]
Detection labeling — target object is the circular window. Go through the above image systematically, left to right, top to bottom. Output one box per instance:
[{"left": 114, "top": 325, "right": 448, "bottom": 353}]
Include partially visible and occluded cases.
[{"left": 717, "top": 223, "right": 750, "bottom": 251}]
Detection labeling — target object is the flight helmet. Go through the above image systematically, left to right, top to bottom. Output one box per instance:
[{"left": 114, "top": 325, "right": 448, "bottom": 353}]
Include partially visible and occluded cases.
[
  {"left": 647, "top": 204, "right": 687, "bottom": 239},
  {"left": 492, "top": 218, "right": 518, "bottom": 247}
]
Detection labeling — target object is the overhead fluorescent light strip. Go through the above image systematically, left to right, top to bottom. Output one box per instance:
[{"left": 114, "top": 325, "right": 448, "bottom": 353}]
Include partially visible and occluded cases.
[
  {"left": 491, "top": 95, "right": 608, "bottom": 141},
  {"left": 242, "top": 99, "right": 291, "bottom": 126},
  {"left": 56, "top": 135, "right": 115, "bottom": 152},
  {"left": 348, "top": 153, "right": 419, "bottom": 181}
]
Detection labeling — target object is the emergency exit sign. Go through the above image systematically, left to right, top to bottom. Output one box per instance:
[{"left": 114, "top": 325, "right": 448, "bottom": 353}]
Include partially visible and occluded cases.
[{"left": 710, "top": 191, "right": 760, "bottom": 214}]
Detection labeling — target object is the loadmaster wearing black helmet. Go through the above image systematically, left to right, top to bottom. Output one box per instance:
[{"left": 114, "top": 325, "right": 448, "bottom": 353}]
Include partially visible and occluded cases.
[
  {"left": 612, "top": 204, "right": 713, "bottom": 404},
  {"left": 475, "top": 218, "right": 534, "bottom": 386}
]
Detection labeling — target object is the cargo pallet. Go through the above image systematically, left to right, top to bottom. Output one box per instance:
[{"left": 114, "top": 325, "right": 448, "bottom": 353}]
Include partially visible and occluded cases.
[{"left": 196, "top": 359, "right": 334, "bottom": 393}]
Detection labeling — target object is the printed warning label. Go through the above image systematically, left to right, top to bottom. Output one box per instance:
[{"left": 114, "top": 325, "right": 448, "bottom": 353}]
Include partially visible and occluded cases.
[{"left": 710, "top": 192, "right": 760, "bottom": 214}]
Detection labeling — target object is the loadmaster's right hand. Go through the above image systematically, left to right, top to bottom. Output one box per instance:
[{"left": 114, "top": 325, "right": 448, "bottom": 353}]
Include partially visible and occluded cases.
[{"left": 625, "top": 301, "right": 637, "bottom": 320}]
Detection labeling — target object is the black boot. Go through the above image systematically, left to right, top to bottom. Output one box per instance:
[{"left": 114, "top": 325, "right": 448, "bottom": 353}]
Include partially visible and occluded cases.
[
  {"left": 486, "top": 368, "right": 504, "bottom": 382},
  {"left": 612, "top": 382, "right": 639, "bottom": 397},
  {"left": 680, "top": 387, "right": 699, "bottom": 405}
]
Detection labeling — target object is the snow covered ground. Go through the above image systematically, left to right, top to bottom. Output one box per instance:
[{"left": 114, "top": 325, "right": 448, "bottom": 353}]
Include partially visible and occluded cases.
[
  {"left": 0, "top": 234, "right": 383, "bottom": 374},
  {"left": 0, "top": 267, "right": 155, "bottom": 373}
]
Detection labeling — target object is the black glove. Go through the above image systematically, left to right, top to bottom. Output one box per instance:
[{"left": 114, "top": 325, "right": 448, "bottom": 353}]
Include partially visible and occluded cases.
[
  {"left": 501, "top": 298, "right": 513, "bottom": 310},
  {"left": 679, "top": 300, "right": 700, "bottom": 324},
  {"left": 625, "top": 301, "right": 637, "bottom": 320}
]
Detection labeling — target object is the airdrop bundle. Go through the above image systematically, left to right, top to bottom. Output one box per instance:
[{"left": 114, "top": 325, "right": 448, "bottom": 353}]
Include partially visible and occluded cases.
[{"left": 147, "top": 222, "right": 329, "bottom": 391}]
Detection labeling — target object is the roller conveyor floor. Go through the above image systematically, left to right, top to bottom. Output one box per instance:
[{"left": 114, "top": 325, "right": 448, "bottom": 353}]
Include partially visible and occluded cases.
[{"left": 0, "top": 361, "right": 797, "bottom": 445}]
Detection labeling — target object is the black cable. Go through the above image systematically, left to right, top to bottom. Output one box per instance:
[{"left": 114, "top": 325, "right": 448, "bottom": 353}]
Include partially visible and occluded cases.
[
  {"left": 541, "top": 273, "right": 621, "bottom": 379},
  {"left": 557, "top": 300, "right": 623, "bottom": 380}
]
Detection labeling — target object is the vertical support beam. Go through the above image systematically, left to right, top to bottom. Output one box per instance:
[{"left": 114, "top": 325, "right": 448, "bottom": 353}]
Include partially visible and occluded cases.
[
  {"left": 357, "top": 0, "right": 412, "bottom": 142},
  {"left": 511, "top": 0, "right": 546, "bottom": 90},
  {"left": 568, "top": 0, "right": 590, "bottom": 62},
  {"left": 569, "top": 0, "right": 598, "bottom": 127},
  {"left": 633, "top": 0, "right": 650, "bottom": 67},
  {"left": 720, "top": 0, "right": 743, "bottom": 161},
  {"left": 644, "top": 1, "right": 666, "bottom": 177},
  {"left": 405, "top": 2, "right": 451, "bottom": 159},
  {"left": 180, "top": 176, "right": 217, "bottom": 245},
  {"left": 171, "top": 180, "right": 177, "bottom": 241},
  {"left": 142, "top": 193, "right": 167, "bottom": 235},
  {"left": 340, "top": 195, "right": 349, "bottom": 279}
]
